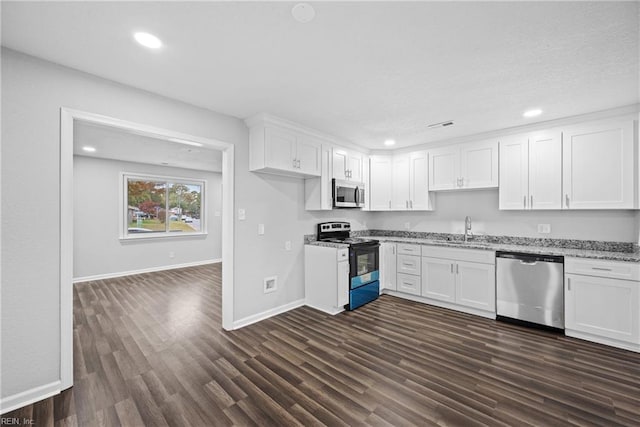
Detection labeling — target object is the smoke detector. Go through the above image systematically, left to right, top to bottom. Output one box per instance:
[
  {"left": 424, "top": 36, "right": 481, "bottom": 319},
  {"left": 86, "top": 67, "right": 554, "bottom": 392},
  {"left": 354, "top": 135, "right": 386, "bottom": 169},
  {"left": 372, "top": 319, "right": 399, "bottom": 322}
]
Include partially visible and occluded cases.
[{"left": 292, "top": 3, "right": 316, "bottom": 23}]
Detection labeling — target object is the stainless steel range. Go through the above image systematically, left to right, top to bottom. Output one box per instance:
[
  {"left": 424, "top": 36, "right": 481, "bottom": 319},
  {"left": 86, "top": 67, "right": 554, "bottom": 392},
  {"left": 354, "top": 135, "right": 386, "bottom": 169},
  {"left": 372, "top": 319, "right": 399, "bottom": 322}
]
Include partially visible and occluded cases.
[{"left": 316, "top": 222, "right": 380, "bottom": 310}]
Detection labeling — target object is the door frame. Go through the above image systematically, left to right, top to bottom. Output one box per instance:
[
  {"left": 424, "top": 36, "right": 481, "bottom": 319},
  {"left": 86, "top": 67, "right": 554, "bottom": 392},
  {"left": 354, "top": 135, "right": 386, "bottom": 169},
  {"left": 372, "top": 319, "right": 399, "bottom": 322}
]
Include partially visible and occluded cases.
[{"left": 60, "top": 107, "right": 235, "bottom": 389}]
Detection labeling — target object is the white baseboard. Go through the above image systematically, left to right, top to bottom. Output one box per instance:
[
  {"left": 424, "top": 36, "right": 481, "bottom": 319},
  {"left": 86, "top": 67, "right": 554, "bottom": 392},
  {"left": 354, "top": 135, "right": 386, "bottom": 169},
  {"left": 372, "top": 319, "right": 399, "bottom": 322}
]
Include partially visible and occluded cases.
[
  {"left": 73, "top": 259, "right": 222, "bottom": 283},
  {"left": 382, "top": 290, "right": 496, "bottom": 320},
  {"left": 232, "top": 299, "right": 305, "bottom": 330},
  {"left": 0, "top": 380, "right": 61, "bottom": 415}
]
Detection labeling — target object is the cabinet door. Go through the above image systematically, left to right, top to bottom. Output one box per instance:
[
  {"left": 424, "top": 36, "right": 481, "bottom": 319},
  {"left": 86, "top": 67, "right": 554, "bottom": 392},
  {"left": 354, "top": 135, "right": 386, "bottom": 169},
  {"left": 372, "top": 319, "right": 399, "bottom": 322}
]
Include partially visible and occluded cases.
[
  {"left": 562, "top": 118, "right": 634, "bottom": 209},
  {"left": 265, "top": 127, "right": 296, "bottom": 171},
  {"left": 529, "top": 131, "right": 562, "bottom": 209},
  {"left": 498, "top": 135, "right": 529, "bottom": 210},
  {"left": 296, "top": 136, "right": 322, "bottom": 177},
  {"left": 460, "top": 139, "right": 499, "bottom": 189},
  {"left": 429, "top": 146, "right": 459, "bottom": 191},
  {"left": 332, "top": 149, "right": 348, "bottom": 180},
  {"left": 409, "top": 151, "right": 431, "bottom": 210},
  {"left": 349, "top": 152, "right": 364, "bottom": 182},
  {"left": 392, "top": 155, "right": 410, "bottom": 210},
  {"left": 369, "top": 156, "right": 392, "bottom": 211},
  {"left": 380, "top": 243, "right": 397, "bottom": 291},
  {"left": 421, "top": 257, "right": 456, "bottom": 303},
  {"left": 337, "top": 261, "right": 350, "bottom": 308},
  {"left": 455, "top": 261, "right": 496, "bottom": 312},
  {"left": 565, "top": 274, "right": 639, "bottom": 344}
]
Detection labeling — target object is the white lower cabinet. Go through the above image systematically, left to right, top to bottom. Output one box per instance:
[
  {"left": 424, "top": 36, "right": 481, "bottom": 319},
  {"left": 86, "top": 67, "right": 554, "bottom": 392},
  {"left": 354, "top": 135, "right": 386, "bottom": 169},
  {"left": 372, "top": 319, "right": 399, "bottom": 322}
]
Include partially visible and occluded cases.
[
  {"left": 380, "top": 242, "right": 397, "bottom": 291},
  {"left": 421, "top": 247, "right": 496, "bottom": 318},
  {"left": 421, "top": 257, "right": 456, "bottom": 303},
  {"left": 422, "top": 257, "right": 495, "bottom": 312},
  {"left": 565, "top": 258, "right": 640, "bottom": 352},
  {"left": 397, "top": 273, "right": 421, "bottom": 296}
]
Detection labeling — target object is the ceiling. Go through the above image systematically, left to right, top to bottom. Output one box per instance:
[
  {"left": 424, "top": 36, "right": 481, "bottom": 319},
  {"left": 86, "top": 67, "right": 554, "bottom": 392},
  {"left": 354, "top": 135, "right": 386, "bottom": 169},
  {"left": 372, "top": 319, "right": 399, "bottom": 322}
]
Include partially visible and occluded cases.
[
  {"left": 3, "top": 2, "right": 639, "bottom": 150},
  {"left": 74, "top": 121, "right": 223, "bottom": 172}
]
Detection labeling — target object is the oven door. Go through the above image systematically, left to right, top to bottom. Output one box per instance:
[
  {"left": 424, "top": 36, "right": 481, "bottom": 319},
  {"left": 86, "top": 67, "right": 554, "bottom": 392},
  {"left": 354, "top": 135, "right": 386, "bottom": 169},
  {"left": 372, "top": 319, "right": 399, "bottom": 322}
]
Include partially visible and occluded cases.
[
  {"left": 333, "top": 179, "right": 364, "bottom": 208},
  {"left": 349, "top": 243, "right": 380, "bottom": 288}
]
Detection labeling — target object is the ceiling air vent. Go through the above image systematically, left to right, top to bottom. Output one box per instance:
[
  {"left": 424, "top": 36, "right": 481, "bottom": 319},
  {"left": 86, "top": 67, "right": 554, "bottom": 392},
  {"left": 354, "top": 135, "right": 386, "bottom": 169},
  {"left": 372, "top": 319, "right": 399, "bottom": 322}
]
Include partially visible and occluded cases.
[{"left": 427, "top": 120, "right": 454, "bottom": 129}]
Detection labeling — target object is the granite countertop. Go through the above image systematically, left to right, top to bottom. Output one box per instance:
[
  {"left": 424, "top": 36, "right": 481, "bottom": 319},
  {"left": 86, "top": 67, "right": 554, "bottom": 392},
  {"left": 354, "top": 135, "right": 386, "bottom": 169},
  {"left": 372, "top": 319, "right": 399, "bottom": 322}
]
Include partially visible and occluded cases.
[
  {"left": 305, "top": 231, "right": 640, "bottom": 262},
  {"left": 367, "top": 236, "right": 640, "bottom": 263}
]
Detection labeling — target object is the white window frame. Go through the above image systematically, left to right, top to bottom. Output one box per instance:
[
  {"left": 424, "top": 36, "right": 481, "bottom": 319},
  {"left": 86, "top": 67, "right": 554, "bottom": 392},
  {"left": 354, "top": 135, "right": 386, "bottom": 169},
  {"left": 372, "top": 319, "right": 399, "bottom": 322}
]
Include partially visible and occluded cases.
[{"left": 120, "top": 172, "right": 207, "bottom": 240}]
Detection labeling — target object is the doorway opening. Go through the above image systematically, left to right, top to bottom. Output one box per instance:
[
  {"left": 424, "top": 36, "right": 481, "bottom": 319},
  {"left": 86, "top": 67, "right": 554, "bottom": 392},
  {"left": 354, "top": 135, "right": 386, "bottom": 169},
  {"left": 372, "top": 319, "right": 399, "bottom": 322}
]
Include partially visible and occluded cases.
[{"left": 60, "top": 108, "right": 235, "bottom": 390}]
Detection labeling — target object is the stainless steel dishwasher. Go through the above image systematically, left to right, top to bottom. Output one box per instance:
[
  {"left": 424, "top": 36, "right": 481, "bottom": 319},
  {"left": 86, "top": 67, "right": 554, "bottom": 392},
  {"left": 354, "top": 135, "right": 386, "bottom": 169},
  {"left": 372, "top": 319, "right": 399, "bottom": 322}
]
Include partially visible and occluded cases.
[{"left": 496, "top": 251, "right": 564, "bottom": 329}]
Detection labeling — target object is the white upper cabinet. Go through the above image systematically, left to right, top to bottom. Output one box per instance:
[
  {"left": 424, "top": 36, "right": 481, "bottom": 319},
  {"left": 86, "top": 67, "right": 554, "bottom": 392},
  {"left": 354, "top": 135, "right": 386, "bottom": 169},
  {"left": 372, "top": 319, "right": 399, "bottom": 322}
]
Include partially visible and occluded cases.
[
  {"left": 247, "top": 116, "right": 322, "bottom": 178},
  {"left": 562, "top": 118, "right": 635, "bottom": 209},
  {"left": 499, "top": 131, "right": 562, "bottom": 210},
  {"left": 429, "top": 140, "right": 498, "bottom": 191},
  {"left": 428, "top": 146, "right": 459, "bottom": 191},
  {"left": 333, "top": 148, "right": 364, "bottom": 182},
  {"left": 370, "top": 151, "right": 432, "bottom": 211},
  {"left": 409, "top": 151, "right": 431, "bottom": 210},
  {"left": 391, "top": 155, "right": 410, "bottom": 210},
  {"left": 369, "top": 156, "right": 393, "bottom": 210}
]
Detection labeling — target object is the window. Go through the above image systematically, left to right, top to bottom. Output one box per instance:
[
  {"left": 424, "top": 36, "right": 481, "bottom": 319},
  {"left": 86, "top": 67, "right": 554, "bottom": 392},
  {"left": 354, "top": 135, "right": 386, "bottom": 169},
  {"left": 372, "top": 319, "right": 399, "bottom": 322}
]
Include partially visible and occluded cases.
[{"left": 123, "top": 173, "right": 205, "bottom": 238}]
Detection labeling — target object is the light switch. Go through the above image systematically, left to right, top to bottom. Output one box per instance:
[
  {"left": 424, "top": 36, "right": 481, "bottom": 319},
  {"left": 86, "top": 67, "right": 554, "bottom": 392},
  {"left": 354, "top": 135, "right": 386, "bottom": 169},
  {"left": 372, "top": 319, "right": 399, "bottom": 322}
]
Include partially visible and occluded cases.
[
  {"left": 238, "top": 209, "right": 246, "bottom": 220},
  {"left": 258, "top": 224, "right": 265, "bottom": 235},
  {"left": 537, "top": 224, "right": 551, "bottom": 234},
  {"left": 285, "top": 241, "right": 292, "bottom": 251}
]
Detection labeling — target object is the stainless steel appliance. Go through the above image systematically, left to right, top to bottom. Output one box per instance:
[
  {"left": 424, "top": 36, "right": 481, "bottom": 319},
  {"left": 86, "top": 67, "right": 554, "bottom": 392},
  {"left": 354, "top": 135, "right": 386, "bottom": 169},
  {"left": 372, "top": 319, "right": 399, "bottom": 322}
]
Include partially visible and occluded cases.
[
  {"left": 332, "top": 179, "right": 365, "bottom": 208},
  {"left": 317, "top": 222, "right": 379, "bottom": 310},
  {"left": 496, "top": 251, "right": 564, "bottom": 329}
]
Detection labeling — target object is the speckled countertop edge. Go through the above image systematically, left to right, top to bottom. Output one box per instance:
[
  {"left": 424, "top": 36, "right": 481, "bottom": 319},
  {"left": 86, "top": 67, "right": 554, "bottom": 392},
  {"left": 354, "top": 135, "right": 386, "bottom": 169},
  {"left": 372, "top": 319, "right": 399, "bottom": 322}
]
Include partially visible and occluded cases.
[{"left": 304, "top": 232, "right": 640, "bottom": 262}]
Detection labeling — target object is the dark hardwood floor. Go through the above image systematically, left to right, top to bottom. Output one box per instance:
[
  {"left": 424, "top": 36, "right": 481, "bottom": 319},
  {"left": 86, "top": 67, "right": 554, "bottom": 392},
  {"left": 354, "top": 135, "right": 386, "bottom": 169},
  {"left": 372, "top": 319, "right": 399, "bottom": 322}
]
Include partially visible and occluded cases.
[{"left": 4, "top": 263, "right": 640, "bottom": 426}]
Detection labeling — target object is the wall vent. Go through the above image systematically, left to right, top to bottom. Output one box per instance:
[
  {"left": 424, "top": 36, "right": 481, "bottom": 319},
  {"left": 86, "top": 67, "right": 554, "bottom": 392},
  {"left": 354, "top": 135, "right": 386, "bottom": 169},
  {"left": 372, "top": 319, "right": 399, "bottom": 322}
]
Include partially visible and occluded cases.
[
  {"left": 427, "top": 120, "right": 455, "bottom": 129},
  {"left": 263, "top": 276, "right": 277, "bottom": 294}
]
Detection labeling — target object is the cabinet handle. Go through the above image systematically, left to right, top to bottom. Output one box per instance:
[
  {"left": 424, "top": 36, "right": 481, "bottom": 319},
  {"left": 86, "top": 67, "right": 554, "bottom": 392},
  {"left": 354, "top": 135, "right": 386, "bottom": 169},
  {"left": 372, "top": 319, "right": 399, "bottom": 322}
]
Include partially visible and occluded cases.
[
  {"left": 293, "top": 159, "right": 297, "bottom": 168},
  {"left": 297, "top": 159, "right": 301, "bottom": 168},
  {"left": 456, "top": 177, "right": 460, "bottom": 187},
  {"left": 460, "top": 177, "right": 464, "bottom": 187},
  {"left": 565, "top": 194, "right": 570, "bottom": 208},
  {"left": 523, "top": 195, "right": 527, "bottom": 208},
  {"left": 389, "top": 200, "right": 391, "bottom": 209},
  {"left": 406, "top": 200, "right": 409, "bottom": 208},
  {"left": 410, "top": 200, "right": 413, "bottom": 209},
  {"left": 392, "top": 246, "right": 395, "bottom": 255},
  {"left": 450, "top": 263, "right": 454, "bottom": 274},
  {"left": 456, "top": 264, "right": 459, "bottom": 274},
  {"left": 592, "top": 267, "right": 612, "bottom": 271},
  {"left": 567, "top": 277, "right": 571, "bottom": 291}
]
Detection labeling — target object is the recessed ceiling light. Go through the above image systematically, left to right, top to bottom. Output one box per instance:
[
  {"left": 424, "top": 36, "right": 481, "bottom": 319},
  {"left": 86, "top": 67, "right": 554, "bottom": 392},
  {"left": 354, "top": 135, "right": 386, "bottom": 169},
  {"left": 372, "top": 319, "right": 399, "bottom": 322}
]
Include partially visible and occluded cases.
[
  {"left": 292, "top": 3, "right": 316, "bottom": 23},
  {"left": 134, "top": 32, "right": 162, "bottom": 49},
  {"left": 523, "top": 109, "right": 542, "bottom": 118},
  {"left": 168, "top": 137, "right": 203, "bottom": 147},
  {"left": 384, "top": 139, "right": 396, "bottom": 147},
  {"left": 82, "top": 146, "right": 96, "bottom": 153}
]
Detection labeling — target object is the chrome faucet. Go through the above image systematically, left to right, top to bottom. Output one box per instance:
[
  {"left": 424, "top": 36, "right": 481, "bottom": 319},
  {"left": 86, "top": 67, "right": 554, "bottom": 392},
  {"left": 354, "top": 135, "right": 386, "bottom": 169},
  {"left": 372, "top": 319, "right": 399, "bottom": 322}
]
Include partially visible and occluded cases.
[{"left": 464, "top": 216, "right": 473, "bottom": 242}]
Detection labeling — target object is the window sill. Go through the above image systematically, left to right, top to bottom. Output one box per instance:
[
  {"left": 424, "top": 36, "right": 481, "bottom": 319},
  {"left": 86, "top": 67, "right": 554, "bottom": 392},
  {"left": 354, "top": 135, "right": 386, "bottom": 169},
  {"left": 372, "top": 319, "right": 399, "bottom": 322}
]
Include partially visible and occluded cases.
[{"left": 120, "top": 232, "right": 208, "bottom": 243}]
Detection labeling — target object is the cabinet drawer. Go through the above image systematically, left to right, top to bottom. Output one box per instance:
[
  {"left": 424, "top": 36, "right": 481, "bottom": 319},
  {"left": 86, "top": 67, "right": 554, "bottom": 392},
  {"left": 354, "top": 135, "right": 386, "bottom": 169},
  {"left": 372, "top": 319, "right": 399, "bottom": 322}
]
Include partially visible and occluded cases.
[
  {"left": 397, "top": 243, "right": 421, "bottom": 256},
  {"left": 422, "top": 245, "right": 494, "bottom": 264},
  {"left": 337, "top": 248, "right": 349, "bottom": 261},
  {"left": 397, "top": 254, "right": 421, "bottom": 276},
  {"left": 565, "top": 257, "right": 640, "bottom": 281},
  {"left": 397, "top": 273, "right": 421, "bottom": 295}
]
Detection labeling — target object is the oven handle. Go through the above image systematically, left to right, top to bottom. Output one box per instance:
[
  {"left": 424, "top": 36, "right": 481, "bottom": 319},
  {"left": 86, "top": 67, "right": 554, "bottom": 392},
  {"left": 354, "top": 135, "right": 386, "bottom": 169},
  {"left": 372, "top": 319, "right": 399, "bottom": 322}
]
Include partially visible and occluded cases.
[{"left": 355, "top": 186, "right": 360, "bottom": 206}]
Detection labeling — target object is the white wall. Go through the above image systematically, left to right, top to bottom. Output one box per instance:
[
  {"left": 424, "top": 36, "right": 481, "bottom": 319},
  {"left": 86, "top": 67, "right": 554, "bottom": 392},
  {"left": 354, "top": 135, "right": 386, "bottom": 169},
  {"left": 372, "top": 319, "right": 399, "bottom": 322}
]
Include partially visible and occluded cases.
[
  {"left": 73, "top": 156, "right": 222, "bottom": 279},
  {"left": 368, "top": 189, "right": 640, "bottom": 242}
]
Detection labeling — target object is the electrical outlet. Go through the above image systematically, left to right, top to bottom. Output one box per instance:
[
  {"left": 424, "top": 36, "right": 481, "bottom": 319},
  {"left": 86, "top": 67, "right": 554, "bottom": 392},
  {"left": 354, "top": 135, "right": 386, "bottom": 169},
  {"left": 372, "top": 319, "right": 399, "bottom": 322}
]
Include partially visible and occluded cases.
[
  {"left": 238, "top": 209, "right": 246, "bottom": 220},
  {"left": 404, "top": 222, "right": 411, "bottom": 230},
  {"left": 258, "top": 224, "right": 265, "bottom": 235},
  {"left": 537, "top": 224, "right": 551, "bottom": 234},
  {"left": 285, "top": 241, "right": 292, "bottom": 251},
  {"left": 169, "top": 251, "right": 175, "bottom": 258}
]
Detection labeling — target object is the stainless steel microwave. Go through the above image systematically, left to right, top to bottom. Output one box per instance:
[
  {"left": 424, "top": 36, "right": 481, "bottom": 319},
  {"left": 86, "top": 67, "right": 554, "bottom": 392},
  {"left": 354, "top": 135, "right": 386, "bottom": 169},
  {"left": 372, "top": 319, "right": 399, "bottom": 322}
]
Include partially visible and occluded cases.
[{"left": 332, "top": 179, "right": 365, "bottom": 208}]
